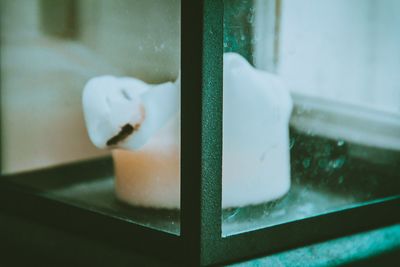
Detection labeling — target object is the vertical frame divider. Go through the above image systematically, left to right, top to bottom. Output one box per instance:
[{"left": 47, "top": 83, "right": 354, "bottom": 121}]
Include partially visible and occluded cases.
[
  {"left": 181, "top": 0, "right": 224, "bottom": 265},
  {"left": 201, "top": 0, "right": 224, "bottom": 265}
]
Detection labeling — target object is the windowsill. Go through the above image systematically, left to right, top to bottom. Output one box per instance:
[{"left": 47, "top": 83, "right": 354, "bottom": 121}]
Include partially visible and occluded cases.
[{"left": 290, "top": 92, "right": 400, "bottom": 153}]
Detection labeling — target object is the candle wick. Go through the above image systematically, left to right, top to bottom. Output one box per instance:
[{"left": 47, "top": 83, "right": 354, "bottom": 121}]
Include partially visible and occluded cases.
[{"left": 106, "top": 124, "right": 136, "bottom": 146}]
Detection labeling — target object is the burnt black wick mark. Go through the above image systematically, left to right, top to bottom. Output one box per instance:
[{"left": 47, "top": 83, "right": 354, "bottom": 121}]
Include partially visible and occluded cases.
[
  {"left": 120, "top": 88, "right": 132, "bottom": 100},
  {"left": 106, "top": 124, "right": 135, "bottom": 146}
]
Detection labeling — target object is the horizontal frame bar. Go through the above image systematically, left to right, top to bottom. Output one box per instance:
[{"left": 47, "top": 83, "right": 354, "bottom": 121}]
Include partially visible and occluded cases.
[
  {"left": 0, "top": 159, "right": 182, "bottom": 263},
  {"left": 212, "top": 196, "right": 400, "bottom": 265}
]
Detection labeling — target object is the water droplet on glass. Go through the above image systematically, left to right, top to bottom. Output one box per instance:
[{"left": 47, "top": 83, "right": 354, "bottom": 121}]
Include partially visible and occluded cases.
[
  {"left": 306, "top": 130, "right": 315, "bottom": 137},
  {"left": 289, "top": 139, "right": 295, "bottom": 149},
  {"left": 337, "top": 140, "right": 345, "bottom": 146},
  {"left": 332, "top": 156, "right": 346, "bottom": 169},
  {"left": 225, "top": 208, "right": 240, "bottom": 221}
]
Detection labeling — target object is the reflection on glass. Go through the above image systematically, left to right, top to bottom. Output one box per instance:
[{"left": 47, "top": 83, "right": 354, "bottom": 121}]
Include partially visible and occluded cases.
[
  {"left": 1, "top": 0, "right": 180, "bottom": 235},
  {"left": 222, "top": 0, "right": 400, "bottom": 236}
]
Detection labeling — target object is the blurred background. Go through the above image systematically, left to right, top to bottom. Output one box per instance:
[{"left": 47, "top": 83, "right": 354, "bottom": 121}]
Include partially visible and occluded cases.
[
  {"left": 0, "top": 0, "right": 180, "bottom": 173},
  {"left": 1, "top": 0, "right": 399, "bottom": 174}
]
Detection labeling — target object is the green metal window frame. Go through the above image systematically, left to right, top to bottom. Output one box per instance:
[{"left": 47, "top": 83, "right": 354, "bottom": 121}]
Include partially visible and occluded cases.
[{"left": 0, "top": 0, "right": 399, "bottom": 266}]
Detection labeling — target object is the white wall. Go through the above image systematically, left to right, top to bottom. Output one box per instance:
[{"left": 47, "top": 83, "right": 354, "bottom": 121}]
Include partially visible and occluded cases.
[
  {"left": 0, "top": 0, "right": 41, "bottom": 38},
  {"left": 78, "top": 0, "right": 180, "bottom": 83},
  {"left": 278, "top": 0, "right": 400, "bottom": 114},
  {"left": 371, "top": 0, "right": 400, "bottom": 113}
]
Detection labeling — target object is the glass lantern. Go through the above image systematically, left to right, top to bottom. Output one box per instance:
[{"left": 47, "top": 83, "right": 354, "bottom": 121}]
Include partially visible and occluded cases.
[
  {"left": 1, "top": 0, "right": 399, "bottom": 266},
  {"left": 221, "top": 0, "right": 400, "bottom": 240}
]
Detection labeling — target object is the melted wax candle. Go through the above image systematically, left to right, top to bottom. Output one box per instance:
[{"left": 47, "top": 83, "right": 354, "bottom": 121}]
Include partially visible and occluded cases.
[{"left": 82, "top": 53, "right": 292, "bottom": 209}]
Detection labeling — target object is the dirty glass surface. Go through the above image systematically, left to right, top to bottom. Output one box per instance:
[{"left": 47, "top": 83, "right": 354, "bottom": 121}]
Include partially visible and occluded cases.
[
  {"left": 1, "top": 0, "right": 181, "bottom": 235},
  {"left": 222, "top": 0, "right": 400, "bottom": 236}
]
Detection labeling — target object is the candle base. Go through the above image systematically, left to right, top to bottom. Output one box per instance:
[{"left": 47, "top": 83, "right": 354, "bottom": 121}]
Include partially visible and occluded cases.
[
  {"left": 112, "top": 53, "right": 293, "bottom": 209},
  {"left": 113, "top": 114, "right": 181, "bottom": 208},
  {"left": 112, "top": 128, "right": 291, "bottom": 209}
]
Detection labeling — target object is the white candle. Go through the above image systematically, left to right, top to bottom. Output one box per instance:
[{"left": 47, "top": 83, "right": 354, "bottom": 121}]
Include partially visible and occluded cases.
[
  {"left": 82, "top": 52, "right": 292, "bottom": 209},
  {"left": 222, "top": 53, "right": 293, "bottom": 207}
]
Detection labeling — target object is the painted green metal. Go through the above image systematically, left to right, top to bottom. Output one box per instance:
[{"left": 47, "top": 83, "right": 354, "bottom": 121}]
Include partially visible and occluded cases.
[
  {"left": 180, "top": 0, "right": 204, "bottom": 265},
  {"left": 181, "top": 0, "right": 223, "bottom": 265},
  {"left": 200, "top": 0, "right": 224, "bottom": 264},
  {"left": 0, "top": 158, "right": 182, "bottom": 262},
  {"left": 219, "top": 196, "right": 400, "bottom": 265},
  {"left": 228, "top": 224, "right": 400, "bottom": 266}
]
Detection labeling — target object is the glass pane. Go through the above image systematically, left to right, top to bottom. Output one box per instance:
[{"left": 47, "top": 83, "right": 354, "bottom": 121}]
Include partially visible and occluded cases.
[
  {"left": 1, "top": 0, "right": 180, "bottom": 235},
  {"left": 222, "top": 0, "right": 400, "bottom": 236}
]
